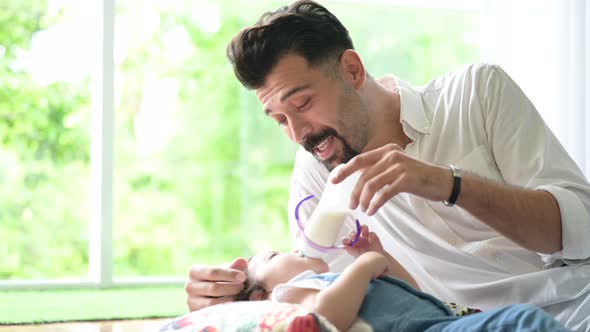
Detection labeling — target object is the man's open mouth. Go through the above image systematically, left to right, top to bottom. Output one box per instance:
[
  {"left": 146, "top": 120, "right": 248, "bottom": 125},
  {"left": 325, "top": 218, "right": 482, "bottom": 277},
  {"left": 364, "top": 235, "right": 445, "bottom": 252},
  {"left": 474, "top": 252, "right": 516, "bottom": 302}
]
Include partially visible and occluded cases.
[{"left": 314, "top": 136, "right": 335, "bottom": 160}]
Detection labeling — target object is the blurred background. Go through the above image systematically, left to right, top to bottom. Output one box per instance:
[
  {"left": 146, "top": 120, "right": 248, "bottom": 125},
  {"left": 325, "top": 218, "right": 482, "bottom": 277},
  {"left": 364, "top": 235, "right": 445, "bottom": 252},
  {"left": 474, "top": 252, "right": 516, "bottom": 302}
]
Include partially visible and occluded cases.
[{"left": 0, "top": 0, "right": 587, "bottom": 286}]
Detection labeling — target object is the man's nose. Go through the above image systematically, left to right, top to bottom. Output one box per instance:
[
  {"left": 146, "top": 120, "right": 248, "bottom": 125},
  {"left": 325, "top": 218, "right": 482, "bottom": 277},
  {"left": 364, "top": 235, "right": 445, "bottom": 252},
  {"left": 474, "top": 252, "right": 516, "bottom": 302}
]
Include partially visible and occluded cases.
[{"left": 288, "top": 118, "right": 311, "bottom": 144}]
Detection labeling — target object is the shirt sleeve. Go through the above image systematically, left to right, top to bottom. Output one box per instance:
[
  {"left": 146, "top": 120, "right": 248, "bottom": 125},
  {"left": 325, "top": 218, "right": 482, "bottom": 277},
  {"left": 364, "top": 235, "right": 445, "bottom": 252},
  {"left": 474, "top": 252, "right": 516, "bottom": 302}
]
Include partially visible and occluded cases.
[
  {"left": 478, "top": 63, "right": 590, "bottom": 264},
  {"left": 271, "top": 271, "right": 331, "bottom": 302}
]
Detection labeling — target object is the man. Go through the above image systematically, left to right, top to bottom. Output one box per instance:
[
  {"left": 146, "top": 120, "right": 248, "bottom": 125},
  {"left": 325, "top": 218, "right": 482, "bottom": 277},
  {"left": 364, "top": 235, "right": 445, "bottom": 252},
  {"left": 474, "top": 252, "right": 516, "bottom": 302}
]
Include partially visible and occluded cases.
[{"left": 185, "top": 1, "right": 590, "bottom": 330}]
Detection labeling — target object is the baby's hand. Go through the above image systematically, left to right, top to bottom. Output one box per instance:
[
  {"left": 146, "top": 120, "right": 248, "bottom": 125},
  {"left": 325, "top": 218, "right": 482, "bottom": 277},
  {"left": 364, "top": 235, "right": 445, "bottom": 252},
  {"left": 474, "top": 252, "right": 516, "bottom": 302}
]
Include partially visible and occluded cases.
[{"left": 342, "top": 225, "right": 386, "bottom": 258}]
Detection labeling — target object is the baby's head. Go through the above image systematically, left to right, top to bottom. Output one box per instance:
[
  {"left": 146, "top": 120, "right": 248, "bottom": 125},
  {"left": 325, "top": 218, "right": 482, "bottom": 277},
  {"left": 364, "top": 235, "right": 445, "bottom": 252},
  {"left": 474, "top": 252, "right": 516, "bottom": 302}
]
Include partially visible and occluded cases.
[{"left": 236, "top": 250, "right": 329, "bottom": 301}]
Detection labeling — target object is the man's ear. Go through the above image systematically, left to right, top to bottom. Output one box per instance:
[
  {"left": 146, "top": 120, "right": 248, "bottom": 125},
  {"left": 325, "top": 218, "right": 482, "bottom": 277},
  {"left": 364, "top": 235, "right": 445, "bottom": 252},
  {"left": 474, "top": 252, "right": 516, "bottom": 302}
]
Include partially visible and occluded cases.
[
  {"left": 339, "top": 49, "right": 366, "bottom": 90},
  {"left": 249, "top": 289, "right": 269, "bottom": 301}
]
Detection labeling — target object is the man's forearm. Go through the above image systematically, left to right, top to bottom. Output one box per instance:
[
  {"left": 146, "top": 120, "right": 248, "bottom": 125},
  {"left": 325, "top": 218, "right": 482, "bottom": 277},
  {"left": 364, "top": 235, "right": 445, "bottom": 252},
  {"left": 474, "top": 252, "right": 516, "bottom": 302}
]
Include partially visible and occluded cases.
[{"left": 456, "top": 171, "right": 562, "bottom": 254}]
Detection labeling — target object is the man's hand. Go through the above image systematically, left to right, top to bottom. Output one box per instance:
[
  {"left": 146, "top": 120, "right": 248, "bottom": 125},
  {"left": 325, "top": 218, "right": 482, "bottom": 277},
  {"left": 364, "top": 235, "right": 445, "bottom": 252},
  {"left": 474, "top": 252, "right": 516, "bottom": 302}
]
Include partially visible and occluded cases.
[
  {"left": 331, "top": 143, "right": 452, "bottom": 215},
  {"left": 342, "top": 225, "right": 385, "bottom": 258},
  {"left": 185, "top": 258, "right": 248, "bottom": 311}
]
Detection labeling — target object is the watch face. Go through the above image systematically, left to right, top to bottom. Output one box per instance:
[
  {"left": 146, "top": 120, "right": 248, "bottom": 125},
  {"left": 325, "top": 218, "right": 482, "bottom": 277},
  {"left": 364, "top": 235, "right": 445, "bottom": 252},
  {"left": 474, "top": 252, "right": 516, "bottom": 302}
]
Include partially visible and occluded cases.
[{"left": 450, "top": 164, "right": 461, "bottom": 177}]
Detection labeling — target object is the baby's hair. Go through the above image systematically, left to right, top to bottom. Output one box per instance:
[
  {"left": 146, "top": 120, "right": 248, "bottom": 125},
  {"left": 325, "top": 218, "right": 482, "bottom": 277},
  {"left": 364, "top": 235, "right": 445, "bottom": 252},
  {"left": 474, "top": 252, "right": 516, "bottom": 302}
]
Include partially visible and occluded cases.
[{"left": 235, "top": 258, "right": 269, "bottom": 301}]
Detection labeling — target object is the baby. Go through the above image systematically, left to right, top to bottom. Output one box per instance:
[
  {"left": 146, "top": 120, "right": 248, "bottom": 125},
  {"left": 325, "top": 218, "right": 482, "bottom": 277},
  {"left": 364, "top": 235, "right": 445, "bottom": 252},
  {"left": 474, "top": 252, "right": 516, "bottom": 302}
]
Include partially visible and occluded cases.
[{"left": 236, "top": 225, "right": 571, "bottom": 332}]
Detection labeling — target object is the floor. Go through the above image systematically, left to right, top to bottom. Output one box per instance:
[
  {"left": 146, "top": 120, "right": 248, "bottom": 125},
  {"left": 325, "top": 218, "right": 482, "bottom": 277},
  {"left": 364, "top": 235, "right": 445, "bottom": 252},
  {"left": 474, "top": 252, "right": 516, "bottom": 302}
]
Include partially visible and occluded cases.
[{"left": 0, "top": 318, "right": 172, "bottom": 332}]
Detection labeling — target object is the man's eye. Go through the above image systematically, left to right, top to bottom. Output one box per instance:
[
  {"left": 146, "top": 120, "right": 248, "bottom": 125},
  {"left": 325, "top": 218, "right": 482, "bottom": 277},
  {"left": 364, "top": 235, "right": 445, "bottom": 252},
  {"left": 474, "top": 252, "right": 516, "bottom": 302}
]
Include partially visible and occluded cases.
[
  {"left": 297, "top": 98, "right": 310, "bottom": 110},
  {"left": 269, "top": 252, "right": 278, "bottom": 260}
]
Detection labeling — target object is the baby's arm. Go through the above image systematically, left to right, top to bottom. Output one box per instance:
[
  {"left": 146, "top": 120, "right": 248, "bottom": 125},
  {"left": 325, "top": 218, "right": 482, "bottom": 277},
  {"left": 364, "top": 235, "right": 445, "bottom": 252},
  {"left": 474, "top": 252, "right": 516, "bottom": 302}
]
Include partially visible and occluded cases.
[
  {"left": 344, "top": 225, "right": 420, "bottom": 290},
  {"left": 314, "top": 251, "right": 388, "bottom": 331},
  {"left": 279, "top": 252, "right": 388, "bottom": 332}
]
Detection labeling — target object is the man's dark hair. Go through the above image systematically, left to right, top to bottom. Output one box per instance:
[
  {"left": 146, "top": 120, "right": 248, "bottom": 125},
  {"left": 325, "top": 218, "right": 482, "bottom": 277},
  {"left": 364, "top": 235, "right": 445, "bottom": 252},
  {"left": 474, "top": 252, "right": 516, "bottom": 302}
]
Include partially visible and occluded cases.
[{"left": 227, "top": 0, "right": 354, "bottom": 89}]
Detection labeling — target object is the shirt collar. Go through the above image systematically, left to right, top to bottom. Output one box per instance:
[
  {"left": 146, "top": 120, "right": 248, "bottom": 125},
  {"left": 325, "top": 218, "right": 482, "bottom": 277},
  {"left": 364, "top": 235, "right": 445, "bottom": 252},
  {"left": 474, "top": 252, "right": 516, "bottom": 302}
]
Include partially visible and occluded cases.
[{"left": 395, "top": 77, "right": 431, "bottom": 141}]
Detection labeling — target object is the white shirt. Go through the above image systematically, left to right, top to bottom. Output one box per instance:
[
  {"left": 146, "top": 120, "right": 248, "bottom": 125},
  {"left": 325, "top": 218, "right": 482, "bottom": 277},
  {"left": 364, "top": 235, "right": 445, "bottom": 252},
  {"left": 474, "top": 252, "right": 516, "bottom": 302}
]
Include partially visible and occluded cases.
[{"left": 287, "top": 63, "right": 590, "bottom": 331}]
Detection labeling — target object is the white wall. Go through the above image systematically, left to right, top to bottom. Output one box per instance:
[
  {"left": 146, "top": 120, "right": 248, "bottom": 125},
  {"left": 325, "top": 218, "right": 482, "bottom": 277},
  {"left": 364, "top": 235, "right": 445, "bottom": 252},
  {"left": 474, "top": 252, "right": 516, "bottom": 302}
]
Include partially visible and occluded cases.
[{"left": 481, "top": 0, "right": 590, "bottom": 177}]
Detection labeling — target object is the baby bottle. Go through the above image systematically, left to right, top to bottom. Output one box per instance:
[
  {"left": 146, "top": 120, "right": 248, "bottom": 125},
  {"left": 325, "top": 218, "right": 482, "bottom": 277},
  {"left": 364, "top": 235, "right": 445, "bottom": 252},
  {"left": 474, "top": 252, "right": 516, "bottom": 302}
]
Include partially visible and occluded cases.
[{"left": 298, "top": 163, "right": 363, "bottom": 258}]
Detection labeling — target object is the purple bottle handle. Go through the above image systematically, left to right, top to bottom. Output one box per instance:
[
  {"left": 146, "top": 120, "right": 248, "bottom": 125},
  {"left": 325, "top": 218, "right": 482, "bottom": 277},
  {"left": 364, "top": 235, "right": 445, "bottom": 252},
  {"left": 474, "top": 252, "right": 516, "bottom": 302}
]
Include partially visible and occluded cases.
[{"left": 295, "top": 194, "right": 361, "bottom": 254}]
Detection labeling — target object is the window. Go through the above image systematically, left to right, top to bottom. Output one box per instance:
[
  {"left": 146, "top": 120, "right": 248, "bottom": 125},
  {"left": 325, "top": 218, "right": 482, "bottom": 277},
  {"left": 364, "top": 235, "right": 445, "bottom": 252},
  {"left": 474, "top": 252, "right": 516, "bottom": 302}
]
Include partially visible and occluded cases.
[{"left": 0, "top": 0, "right": 93, "bottom": 281}]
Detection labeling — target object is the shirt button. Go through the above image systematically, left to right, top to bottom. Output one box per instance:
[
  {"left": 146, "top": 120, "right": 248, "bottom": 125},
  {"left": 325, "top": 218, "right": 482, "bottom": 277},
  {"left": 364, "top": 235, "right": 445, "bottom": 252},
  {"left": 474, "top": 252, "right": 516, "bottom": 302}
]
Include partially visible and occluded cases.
[
  {"left": 423, "top": 126, "right": 430, "bottom": 132},
  {"left": 448, "top": 239, "right": 457, "bottom": 245}
]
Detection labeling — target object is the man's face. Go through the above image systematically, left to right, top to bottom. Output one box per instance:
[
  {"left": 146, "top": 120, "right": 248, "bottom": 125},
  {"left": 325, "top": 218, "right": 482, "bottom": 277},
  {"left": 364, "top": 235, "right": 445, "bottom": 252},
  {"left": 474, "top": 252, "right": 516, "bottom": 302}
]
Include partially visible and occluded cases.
[{"left": 256, "top": 54, "right": 370, "bottom": 171}]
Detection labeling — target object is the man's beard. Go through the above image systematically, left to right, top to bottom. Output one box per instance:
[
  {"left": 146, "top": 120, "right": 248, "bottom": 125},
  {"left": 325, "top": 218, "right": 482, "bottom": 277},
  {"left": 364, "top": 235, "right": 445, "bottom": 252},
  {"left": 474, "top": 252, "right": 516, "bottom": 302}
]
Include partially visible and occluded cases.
[{"left": 302, "top": 128, "right": 359, "bottom": 171}]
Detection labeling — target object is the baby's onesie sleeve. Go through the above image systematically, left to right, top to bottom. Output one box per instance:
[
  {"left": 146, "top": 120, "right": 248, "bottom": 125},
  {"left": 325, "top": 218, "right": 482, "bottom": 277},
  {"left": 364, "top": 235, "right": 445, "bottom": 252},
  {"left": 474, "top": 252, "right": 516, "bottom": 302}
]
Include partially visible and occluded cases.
[{"left": 271, "top": 271, "right": 334, "bottom": 302}]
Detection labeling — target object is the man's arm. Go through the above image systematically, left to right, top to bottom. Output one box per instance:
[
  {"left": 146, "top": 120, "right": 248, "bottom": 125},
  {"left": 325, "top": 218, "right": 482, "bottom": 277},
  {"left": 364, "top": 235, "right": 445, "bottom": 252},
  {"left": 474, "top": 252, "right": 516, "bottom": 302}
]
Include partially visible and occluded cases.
[
  {"left": 332, "top": 146, "right": 563, "bottom": 255},
  {"left": 457, "top": 171, "right": 562, "bottom": 253}
]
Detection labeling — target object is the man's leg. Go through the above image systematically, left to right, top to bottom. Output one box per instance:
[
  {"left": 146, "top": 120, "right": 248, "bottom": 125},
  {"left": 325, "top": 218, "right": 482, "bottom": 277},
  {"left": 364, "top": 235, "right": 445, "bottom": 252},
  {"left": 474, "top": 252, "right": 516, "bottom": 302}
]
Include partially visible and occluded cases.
[{"left": 425, "top": 303, "right": 572, "bottom": 332}]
